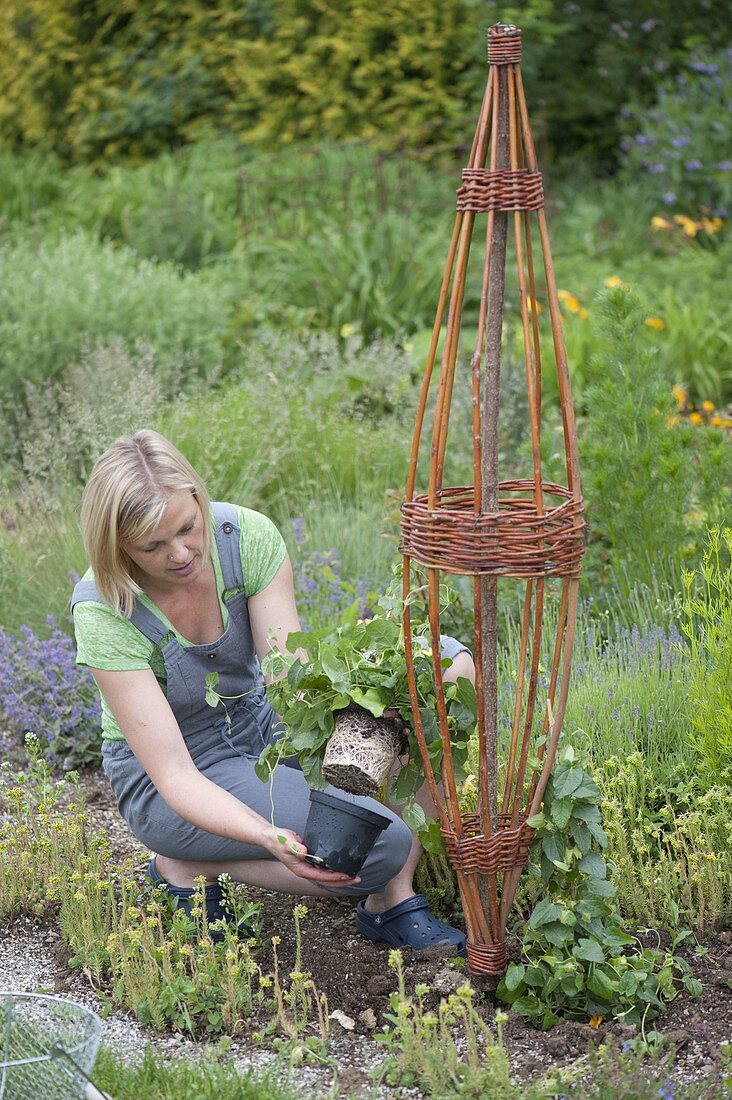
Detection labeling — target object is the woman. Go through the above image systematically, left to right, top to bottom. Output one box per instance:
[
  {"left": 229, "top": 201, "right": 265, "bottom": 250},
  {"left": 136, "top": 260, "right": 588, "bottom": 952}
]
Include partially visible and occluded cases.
[{"left": 72, "top": 430, "right": 471, "bottom": 953}]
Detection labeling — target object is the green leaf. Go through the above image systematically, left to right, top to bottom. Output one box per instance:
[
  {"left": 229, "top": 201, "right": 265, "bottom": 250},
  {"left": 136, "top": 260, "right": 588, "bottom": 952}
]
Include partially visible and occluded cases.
[
  {"left": 349, "top": 687, "right": 387, "bottom": 716},
  {"left": 552, "top": 766, "right": 586, "bottom": 799},
  {"left": 549, "top": 797, "right": 572, "bottom": 829},
  {"left": 402, "top": 801, "right": 426, "bottom": 831},
  {"left": 526, "top": 812, "right": 545, "bottom": 829},
  {"left": 417, "top": 818, "right": 445, "bottom": 855},
  {"left": 541, "top": 834, "right": 565, "bottom": 866},
  {"left": 578, "top": 852, "right": 607, "bottom": 879},
  {"left": 528, "top": 898, "right": 562, "bottom": 929},
  {"left": 573, "top": 938, "right": 605, "bottom": 964},
  {"left": 503, "top": 963, "right": 526, "bottom": 993},
  {"left": 586, "top": 969, "right": 618, "bottom": 1001},
  {"left": 511, "top": 995, "right": 544, "bottom": 1019}
]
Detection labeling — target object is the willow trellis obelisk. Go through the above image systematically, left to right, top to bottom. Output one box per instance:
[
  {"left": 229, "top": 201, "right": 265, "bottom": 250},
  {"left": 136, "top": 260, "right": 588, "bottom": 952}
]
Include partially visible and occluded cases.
[{"left": 400, "top": 23, "right": 586, "bottom": 976}]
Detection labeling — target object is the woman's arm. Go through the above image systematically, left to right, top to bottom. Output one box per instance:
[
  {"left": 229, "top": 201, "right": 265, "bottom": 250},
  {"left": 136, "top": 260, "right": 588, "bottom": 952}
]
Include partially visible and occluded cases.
[
  {"left": 248, "top": 555, "right": 303, "bottom": 676},
  {"left": 90, "top": 666, "right": 356, "bottom": 885}
]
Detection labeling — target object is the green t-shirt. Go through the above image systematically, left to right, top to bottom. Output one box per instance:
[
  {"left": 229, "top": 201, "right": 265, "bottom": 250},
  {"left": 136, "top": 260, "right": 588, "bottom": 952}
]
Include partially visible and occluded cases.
[{"left": 73, "top": 505, "right": 285, "bottom": 740}]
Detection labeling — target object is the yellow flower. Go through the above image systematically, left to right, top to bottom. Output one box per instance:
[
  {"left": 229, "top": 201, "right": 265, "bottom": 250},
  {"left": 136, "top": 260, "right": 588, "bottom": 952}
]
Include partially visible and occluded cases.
[
  {"left": 673, "top": 214, "right": 699, "bottom": 237},
  {"left": 650, "top": 216, "right": 672, "bottom": 231},
  {"left": 700, "top": 217, "right": 724, "bottom": 234},
  {"left": 604, "top": 276, "right": 623, "bottom": 287},
  {"left": 558, "top": 289, "right": 572, "bottom": 301},
  {"left": 560, "top": 293, "right": 581, "bottom": 313},
  {"left": 526, "top": 296, "right": 543, "bottom": 314},
  {"left": 579, "top": 308, "right": 589, "bottom": 319},
  {"left": 644, "top": 317, "right": 666, "bottom": 330},
  {"left": 339, "top": 323, "right": 356, "bottom": 339},
  {"left": 671, "top": 383, "right": 687, "bottom": 408},
  {"left": 700, "top": 400, "right": 716, "bottom": 413},
  {"left": 688, "top": 412, "right": 704, "bottom": 425},
  {"left": 666, "top": 414, "right": 680, "bottom": 427},
  {"left": 710, "top": 415, "right": 732, "bottom": 429},
  {"left": 589, "top": 1014, "right": 604, "bottom": 1028}
]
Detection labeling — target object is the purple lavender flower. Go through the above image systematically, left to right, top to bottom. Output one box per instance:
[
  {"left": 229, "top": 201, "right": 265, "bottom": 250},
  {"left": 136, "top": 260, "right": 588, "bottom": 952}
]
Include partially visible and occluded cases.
[
  {"left": 671, "top": 135, "right": 690, "bottom": 148},
  {"left": 684, "top": 160, "right": 702, "bottom": 171},
  {"left": 718, "top": 161, "right": 732, "bottom": 172},
  {"left": 662, "top": 191, "right": 677, "bottom": 206},
  {"left": 0, "top": 620, "right": 101, "bottom": 770}
]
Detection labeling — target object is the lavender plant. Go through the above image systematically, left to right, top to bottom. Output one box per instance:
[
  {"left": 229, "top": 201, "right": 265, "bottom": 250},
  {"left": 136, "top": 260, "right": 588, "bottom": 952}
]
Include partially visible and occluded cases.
[
  {"left": 621, "top": 48, "right": 732, "bottom": 219},
  {"left": 290, "top": 517, "right": 377, "bottom": 631},
  {"left": 0, "top": 618, "right": 101, "bottom": 770}
]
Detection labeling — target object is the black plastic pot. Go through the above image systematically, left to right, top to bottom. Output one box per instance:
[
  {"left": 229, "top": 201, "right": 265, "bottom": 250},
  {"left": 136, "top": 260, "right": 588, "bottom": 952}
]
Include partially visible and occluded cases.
[{"left": 302, "top": 789, "right": 391, "bottom": 875}]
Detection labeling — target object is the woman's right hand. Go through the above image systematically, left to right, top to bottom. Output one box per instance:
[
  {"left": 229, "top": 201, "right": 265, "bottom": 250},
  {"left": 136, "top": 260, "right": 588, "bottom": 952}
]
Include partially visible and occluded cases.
[{"left": 264, "top": 824, "right": 361, "bottom": 887}]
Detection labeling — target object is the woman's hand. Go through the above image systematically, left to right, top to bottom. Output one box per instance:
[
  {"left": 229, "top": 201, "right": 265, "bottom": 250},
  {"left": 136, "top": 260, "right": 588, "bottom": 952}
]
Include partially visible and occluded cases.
[{"left": 263, "top": 824, "right": 361, "bottom": 887}]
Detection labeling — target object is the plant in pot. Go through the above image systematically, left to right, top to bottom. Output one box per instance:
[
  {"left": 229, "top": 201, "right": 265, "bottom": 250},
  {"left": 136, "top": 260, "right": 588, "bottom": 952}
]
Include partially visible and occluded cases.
[{"left": 255, "top": 588, "right": 477, "bottom": 837}]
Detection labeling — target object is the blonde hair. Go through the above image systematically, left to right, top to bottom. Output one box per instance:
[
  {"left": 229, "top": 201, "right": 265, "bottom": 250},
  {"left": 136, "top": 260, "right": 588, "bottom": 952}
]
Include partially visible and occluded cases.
[{"left": 81, "top": 430, "right": 212, "bottom": 617}]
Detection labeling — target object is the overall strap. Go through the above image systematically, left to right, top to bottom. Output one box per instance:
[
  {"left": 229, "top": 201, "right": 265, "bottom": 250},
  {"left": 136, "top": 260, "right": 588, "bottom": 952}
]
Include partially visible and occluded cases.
[
  {"left": 211, "top": 502, "right": 244, "bottom": 594},
  {"left": 72, "top": 574, "right": 171, "bottom": 647},
  {"left": 70, "top": 577, "right": 100, "bottom": 610}
]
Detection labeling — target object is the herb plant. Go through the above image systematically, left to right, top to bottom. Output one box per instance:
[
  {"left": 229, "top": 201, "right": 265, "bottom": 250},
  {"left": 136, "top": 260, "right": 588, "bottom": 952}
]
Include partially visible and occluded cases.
[{"left": 256, "top": 594, "right": 477, "bottom": 829}]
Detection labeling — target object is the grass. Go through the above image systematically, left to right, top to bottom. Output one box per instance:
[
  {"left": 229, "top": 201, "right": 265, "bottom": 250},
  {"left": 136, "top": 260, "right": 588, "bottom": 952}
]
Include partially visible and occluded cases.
[{"left": 92, "top": 1044, "right": 307, "bottom": 1100}]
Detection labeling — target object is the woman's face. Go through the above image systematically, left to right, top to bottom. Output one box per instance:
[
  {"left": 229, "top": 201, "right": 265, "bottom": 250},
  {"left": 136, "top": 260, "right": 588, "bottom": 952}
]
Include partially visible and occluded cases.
[{"left": 123, "top": 490, "right": 206, "bottom": 591}]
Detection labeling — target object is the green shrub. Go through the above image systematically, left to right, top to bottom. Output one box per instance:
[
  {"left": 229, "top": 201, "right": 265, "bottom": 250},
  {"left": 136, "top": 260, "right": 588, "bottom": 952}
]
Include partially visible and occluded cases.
[
  {"left": 0, "top": 230, "right": 229, "bottom": 403},
  {"left": 681, "top": 526, "right": 732, "bottom": 784}
]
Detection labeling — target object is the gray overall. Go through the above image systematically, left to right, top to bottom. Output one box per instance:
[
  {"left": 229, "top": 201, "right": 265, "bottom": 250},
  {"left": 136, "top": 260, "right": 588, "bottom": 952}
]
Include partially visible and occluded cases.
[{"left": 72, "top": 503, "right": 414, "bottom": 895}]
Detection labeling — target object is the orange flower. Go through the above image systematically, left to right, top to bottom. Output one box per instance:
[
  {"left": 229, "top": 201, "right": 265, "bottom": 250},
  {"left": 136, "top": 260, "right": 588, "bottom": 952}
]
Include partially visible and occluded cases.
[
  {"left": 644, "top": 317, "right": 666, "bottom": 330},
  {"left": 701, "top": 400, "right": 716, "bottom": 413},
  {"left": 688, "top": 412, "right": 704, "bottom": 425}
]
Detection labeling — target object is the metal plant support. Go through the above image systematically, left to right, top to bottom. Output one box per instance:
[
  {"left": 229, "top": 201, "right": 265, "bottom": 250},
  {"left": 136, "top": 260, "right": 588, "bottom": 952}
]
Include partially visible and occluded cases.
[{"left": 400, "top": 23, "right": 586, "bottom": 976}]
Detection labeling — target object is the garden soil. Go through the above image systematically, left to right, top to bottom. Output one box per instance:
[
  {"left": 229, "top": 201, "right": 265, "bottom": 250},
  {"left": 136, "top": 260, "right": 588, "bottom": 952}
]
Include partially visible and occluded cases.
[{"left": 6, "top": 769, "right": 731, "bottom": 1097}]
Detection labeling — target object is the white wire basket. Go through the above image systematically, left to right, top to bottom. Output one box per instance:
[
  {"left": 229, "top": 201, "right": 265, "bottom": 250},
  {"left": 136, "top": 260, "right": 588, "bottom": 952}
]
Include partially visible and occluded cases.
[{"left": 0, "top": 992, "right": 104, "bottom": 1100}]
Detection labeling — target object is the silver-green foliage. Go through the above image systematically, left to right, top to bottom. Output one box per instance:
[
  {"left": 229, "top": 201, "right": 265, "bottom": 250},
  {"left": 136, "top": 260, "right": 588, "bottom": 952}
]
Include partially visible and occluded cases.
[{"left": 0, "top": 230, "right": 229, "bottom": 401}]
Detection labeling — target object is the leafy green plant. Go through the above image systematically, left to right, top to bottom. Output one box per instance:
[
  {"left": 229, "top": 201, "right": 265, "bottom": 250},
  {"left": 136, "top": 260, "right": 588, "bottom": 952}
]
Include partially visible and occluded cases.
[
  {"left": 681, "top": 526, "right": 732, "bottom": 783},
  {"left": 256, "top": 591, "right": 476, "bottom": 828},
  {"left": 497, "top": 746, "right": 701, "bottom": 1029}
]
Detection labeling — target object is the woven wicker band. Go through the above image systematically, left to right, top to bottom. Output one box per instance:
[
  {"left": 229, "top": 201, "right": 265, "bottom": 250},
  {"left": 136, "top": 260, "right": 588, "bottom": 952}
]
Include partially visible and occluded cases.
[
  {"left": 487, "top": 25, "right": 522, "bottom": 65},
  {"left": 457, "top": 169, "right": 543, "bottom": 212},
  {"left": 400, "top": 481, "right": 585, "bottom": 577},
  {"left": 441, "top": 813, "right": 534, "bottom": 875},
  {"left": 467, "top": 939, "right": 508, "bottom": 975}
]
